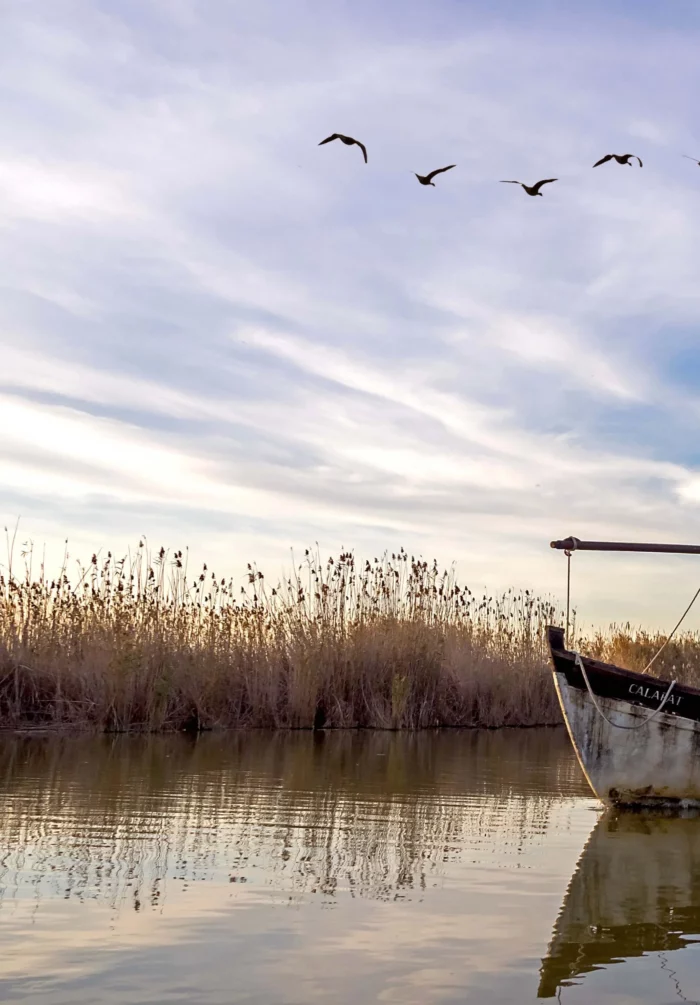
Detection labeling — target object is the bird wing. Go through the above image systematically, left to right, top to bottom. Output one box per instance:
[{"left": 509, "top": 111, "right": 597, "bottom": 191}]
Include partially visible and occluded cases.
[
  {"left": 318, "top": 134, "right": 341, "bottom": 146},
  {"left": 355, "top": 140, "right": 368, "bottom": 163},
  {"left": 592, "top": 154, "right": 612, "bottom": 167},
  {"left": 683, "top": 154, "right": 700, "bottom": 163},
  {"left": 634, "top": 155, "right": 643, "bottom": 167},
  {"left": 425, "top": 164, "right": 456, "bottom": 181},
  {"left": 532, "top": 178, "right": 558, "bottom": 192},
  {"left": 499, "top": 180, "right": 522, "bottom": 184}
]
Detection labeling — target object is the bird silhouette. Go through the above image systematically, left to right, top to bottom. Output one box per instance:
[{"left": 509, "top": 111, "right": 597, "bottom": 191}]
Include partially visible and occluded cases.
[
  {"left": 318, "top": 133, "right": 367, "bottom": 163},
  {"left": 593, "top": 153, "right": 642, "bottom": 167},
  {"left": 683, "top": 155, "right": 700, "bottom": 166},
  {"left": 415, "top": 165, "right": 456, "bottom": 186},
  {"left": 500, "top": 178, "right": 558, "bottom": 197}
]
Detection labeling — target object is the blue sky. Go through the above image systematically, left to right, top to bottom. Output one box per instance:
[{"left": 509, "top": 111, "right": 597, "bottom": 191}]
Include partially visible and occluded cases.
[{"left": 3, "top": 0, "right": 700, "bottom": 626}]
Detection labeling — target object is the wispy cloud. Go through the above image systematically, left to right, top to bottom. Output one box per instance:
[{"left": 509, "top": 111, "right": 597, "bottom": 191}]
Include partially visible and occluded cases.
[{"left": 2, "top": 0, "right": 700, "bottom": 626}]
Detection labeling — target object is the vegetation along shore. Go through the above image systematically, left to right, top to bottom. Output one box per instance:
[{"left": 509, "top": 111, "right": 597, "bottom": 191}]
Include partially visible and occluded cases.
[{"left": 0, "top": 542, "right": 696, "bottom": 733}]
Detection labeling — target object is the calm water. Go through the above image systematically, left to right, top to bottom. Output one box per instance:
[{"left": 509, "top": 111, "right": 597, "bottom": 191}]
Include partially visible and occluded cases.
[{"left": 1, "top": 730, "right": 700, "bottom": 1004}]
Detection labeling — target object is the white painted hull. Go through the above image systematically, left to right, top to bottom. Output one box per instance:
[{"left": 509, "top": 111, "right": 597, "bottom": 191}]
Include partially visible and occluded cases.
[
  {"left": 547, "top": 625, "right": 700, "bottom": 807},
  {"left": 553, "top": 668, "right": 700, "bottom": 806}
]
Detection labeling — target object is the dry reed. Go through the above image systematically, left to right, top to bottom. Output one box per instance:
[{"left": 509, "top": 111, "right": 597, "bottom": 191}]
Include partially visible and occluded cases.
[
  {"left": 6, "top": 537, "right": 695, "bottom": 733},
  {"left": 0, "top": 540, "right": 563, "bottom": 731},
  {"left": 578, "top": 624, "right": 700, "bottom": 687}
]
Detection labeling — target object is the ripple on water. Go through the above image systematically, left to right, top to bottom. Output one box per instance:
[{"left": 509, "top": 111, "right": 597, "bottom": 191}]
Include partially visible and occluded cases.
[{"left": 0, "top": 730, "right": 632, "bottom": 1004}]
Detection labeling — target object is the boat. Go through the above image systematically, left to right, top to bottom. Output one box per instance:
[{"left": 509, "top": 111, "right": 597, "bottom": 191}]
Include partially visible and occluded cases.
[
  {"left": 548, "top": 536, "right": 700, "bottom": 808},
  {"left": 539, "top": 810, "right": 700, "bottom": 998}
]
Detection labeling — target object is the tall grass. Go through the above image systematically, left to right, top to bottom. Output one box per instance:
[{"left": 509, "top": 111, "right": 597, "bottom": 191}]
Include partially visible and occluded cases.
[
  {"left": 5, "top": 539, "right": 695, "bottom": 733},
  {"left": 0, "top": 541, "right": 563, "bottom": 731},
  {"left": 578, "top": 625, "right": 700, "bottom": 688}
]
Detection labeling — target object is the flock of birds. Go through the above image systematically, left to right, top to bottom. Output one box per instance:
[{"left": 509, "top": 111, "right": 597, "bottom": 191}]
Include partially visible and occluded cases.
[{"left": 318, "top": 133, "right": 700, "bottom": 196}]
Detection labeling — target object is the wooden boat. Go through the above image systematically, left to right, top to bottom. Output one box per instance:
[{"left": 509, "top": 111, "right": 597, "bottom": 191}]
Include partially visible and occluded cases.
[
  {"left": 548, "top": 536, "right": 700, "bottom": 808},
  {"left": 539, "top": 811, "right": 700, "bottom": 998}
]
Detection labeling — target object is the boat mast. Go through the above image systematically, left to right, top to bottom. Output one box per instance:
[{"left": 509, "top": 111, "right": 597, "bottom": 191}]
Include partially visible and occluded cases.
[
  {"left": 551, "top": 538, "right": 700, "bottom": 555},
  {"left": 551, "top": 538, "right": 700, "bottom": 646}
]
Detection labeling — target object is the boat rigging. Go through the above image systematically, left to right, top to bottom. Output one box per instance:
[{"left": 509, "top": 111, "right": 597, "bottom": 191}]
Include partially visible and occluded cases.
[{"left": 547, "top": 535, "right": 700, "bottom": 808}]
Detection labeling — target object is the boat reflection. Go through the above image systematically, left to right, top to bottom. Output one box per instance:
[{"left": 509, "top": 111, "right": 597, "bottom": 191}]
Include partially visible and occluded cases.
[{"left": 539, "top": 811, "right": 700, "bottom": 997}]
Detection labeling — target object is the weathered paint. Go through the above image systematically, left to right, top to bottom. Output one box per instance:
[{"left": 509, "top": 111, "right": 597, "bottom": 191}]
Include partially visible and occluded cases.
[{"left": 553, "top": 670, "right": 700, "bottom": 806}]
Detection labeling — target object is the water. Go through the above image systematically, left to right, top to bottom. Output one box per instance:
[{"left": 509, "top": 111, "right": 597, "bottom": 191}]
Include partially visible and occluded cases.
[{"left": 1, "top": 730, "right": 699, "bottom": 1004}]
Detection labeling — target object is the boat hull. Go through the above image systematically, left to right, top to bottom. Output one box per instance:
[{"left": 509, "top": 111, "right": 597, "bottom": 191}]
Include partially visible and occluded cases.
[{"left": 548, "top": 626, "right": 700, "bottom": 807}]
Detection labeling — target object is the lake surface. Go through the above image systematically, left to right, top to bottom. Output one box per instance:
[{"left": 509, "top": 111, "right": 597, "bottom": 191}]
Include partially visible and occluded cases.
[{"left": 1, "top": 729, "right": 700, "bottom": 1004}]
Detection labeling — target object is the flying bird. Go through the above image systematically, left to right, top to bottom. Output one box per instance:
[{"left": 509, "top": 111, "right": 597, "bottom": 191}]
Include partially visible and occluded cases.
[
  {"left": 318, "top": 133, "right": 367, "bottom": 163},
  {"left": 593, "top": 153, "right": 642, "bottom": 168},
  {"left": 683, "top": 155, "right": 700, "bottom": 166},
  {"left": 415, "top": 165, "right": 456, "bottom": 186},
  {"left": 499, "top": 178, "right": 558, "bottom": 197}
]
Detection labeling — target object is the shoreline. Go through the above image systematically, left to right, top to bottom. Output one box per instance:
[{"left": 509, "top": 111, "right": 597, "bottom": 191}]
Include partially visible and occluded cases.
[{"left": 0, "top": 721, "right": 566, "bottom": 737}]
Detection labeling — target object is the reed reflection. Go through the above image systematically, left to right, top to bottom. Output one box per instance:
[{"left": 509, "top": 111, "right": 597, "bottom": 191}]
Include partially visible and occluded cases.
[
  {"left": 0, "top": 729, "right": 583, "bottom": 913},
  {"left": 539, "top": 811, "right": 700, "bottom": 998}
]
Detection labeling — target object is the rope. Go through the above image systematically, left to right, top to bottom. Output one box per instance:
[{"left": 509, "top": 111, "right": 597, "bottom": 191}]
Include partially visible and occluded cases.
[
  {"left": 564, "top": 537, "right": 579, "bottom": 649},
  {"left": 561, "top": 538, "right": 700, "bottom": 673},
  {"left": 560, "top": 542, "right": 700, "bottom": 730},
  {"left": 565, "top": 552, "right": 572, "bottom": 647},
  {"left": 641, "top": 583, "right": 700, "bottom": 674},
  {"left": 574, "top": 652, "right": 676, "bottom": 730}
]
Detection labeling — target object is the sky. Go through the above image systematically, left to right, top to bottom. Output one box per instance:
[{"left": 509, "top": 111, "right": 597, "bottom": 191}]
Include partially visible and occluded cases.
[{"left": 2, "top": 0, "right": 700, "bottom": 627}]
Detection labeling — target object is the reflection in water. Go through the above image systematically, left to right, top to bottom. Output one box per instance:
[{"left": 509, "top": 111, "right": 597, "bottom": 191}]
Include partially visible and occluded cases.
[
  {"left": 0, "top": 729, "right": 582, "bottom": 911},
  {"left": 0, "top": 730, "right": 604, "bottom": 1003},
  {"left": 539, "top": 812, "right": 700, "bottom": 1000}
]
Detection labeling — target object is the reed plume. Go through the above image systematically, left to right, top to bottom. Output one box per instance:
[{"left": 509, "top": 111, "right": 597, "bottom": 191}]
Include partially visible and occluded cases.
[{"left": 0, "top": 541, "right": 563, "bottom": 731}]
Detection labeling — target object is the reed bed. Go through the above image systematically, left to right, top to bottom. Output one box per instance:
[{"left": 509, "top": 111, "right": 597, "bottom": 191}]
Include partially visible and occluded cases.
[
  {"left": 4, "top": 539, "right": 695, "bottom": 733},
  {"left": 0, "top": 542, "right": 563, "bottom": 731},
  {"left": 578, "top": 626, "right": 700, "bottom": 687}
]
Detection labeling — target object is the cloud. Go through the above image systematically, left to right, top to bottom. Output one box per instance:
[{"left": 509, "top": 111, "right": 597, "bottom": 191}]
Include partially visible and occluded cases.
[
  {"left": 2, "top": 1, "right": 700, "bottom": 626},
  {"left": 0, "top": 156, "right": 138, "bottom": 223}
]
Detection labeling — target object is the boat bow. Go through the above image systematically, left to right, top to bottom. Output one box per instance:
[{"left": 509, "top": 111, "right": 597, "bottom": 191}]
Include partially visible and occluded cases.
[{"left": 548, "top": 626, "right": 700, "bottom": 806}]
